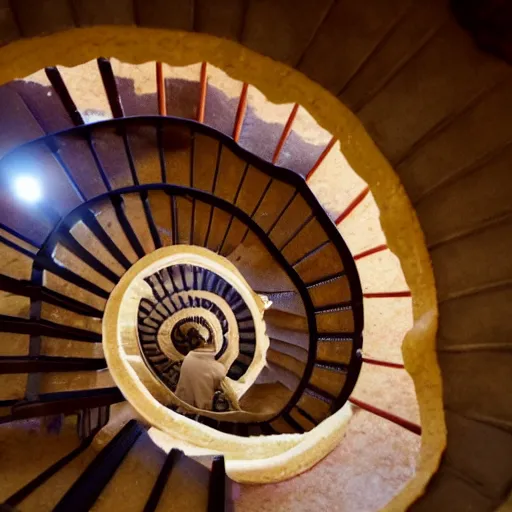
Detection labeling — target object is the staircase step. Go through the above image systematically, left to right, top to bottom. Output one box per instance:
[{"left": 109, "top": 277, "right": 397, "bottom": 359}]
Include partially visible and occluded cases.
[
  {"left": 161, "top": 124, "right": 193, "bottom": 185},
  {"left": 231, "top": 167, "right": 271, "bottom": 219},
  {"left": 251, "top": 180, "right": 296, "bottom": 235},
  {"left": 147, "top": 191, "right": 173, "bottom": 246},
  {"left": 266, "top": 193, "right": 312, "bottom": 250},
  {"left": 122, "top": 194, "right": 157, "bottom": 255},
  {"left": 174, "top": 196, "right": 193, "bottom": 245},
  {"left": 89, "top": 199, "right": 140, "bottom": 265},
  {"left": 191, "top": 200, "right": 210, "bottom": 248},
  {"left": 206, "top": 208, "right": 234, "bottom": 253},
  {"left": 218, "top": 216, "right": 246, "bottom": 257},
  {"left": 281, "top": 217, "right": 329, "bottom": 268},
  {"left": 69, "top": 220, "right": 127, "bottom": 277},
  {"left": 0, "top": 230, "right": 37, "bottom": 280},
  {"left": 228, "top": 235, "right": 296, "bottom": 292},
  {"left": 293, "top": 242, "right": 345, "bottom": 284},
  {"left": 52, "top": 243, "right": 114, "bottom": 295},
  {"left": 43, "top": 271, "right": 107, "bottom": 314},
  {"left": 307, "top": 274, "right": 352, "bottom": 308},
  {"left": 0, "top": 291, "right": 30, "bottom": 319},
  {"left": 267, "top": 291, "right": 306, "bottom": 316},
  {"left": 40, "top": 303, "right": 102, "bottom": 334},
  {"left": 265, "top": 308, "right": 308, "bottom": 331},
  {"left": 316, "top": 308, "right": 355, "bottom": 334},
  {"left": 265, "top": 323, "right": 309, "bottom": 351},
  {"left": 0, "top": 333, "right": 29, "bottom": 357},
  {"left": 269, "top": 338, "right": 308, "bottom": 363},
  {"left": 267, "top": 349, "right": 305, "bottom": 381},
  {"left": 266, "top": 363, "right": 301, "bottom": 392},
  {"left": 310, "top": 364, "right": 348, "bottom": 399},
  {"left": 38, "top": 368, "right": 114, "bottom": 395},
  {"left": 239, "top": 381, "right": 293, "bottom": 414},
  {"left": 1, "top": 388, "right": 125, "bottom": 424},
  {"left": 296, "top": 391, "right": 332, "bottom": 425},
  {"left": 288, "top": 406, "right": 318, "bottom": 430},
  {"left": 270, "top": 416, "right": 300, "bottom": 435},
  {"left": 5, "top": 419, "right": 120, "bottom": 509},
  {"left": 54, "top": 420, "right": 144, "bottom": 511},
  {"left": 1, "top": 425, "right": 96, "bottom": 510},
  {"left": 91, "top": 430, "right": 168, "bottom": 512},
  {"left": 156, "top": 445, "right": 211, "bottom": 511},
  {"left": 142, "top": 448, "right": 184, "bottom": 512}
]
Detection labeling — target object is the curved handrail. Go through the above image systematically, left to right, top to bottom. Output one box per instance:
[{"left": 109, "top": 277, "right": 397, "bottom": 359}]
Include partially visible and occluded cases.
[{"left": 0, "top": 115, "right": 364, "bottom": 429}]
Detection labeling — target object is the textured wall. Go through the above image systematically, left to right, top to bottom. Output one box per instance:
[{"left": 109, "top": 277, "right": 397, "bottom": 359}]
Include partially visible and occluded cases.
[{"left": 0, "top": 0, "right": 509, "bottom": 510}]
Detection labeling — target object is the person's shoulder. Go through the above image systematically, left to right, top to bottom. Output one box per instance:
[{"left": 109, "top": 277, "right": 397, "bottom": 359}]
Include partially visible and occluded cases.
[{"left": 181, "top": 351, "right": 197, "bottom": 365}]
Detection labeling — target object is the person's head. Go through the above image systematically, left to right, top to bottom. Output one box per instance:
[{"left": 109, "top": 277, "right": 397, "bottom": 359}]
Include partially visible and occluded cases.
[{"left": 188, "top": 327, "right": 215, "bottom": 352}]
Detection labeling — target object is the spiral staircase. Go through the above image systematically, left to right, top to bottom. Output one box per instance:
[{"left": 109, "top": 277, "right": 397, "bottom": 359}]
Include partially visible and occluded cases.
[{"left": 0, "top": 1, "right": 511, "bottom": 511}]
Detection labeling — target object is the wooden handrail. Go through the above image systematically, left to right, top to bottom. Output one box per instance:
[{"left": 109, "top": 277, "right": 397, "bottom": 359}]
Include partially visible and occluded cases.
[{"left": 349, "top": 397, "right": 421, "bottom": 435}]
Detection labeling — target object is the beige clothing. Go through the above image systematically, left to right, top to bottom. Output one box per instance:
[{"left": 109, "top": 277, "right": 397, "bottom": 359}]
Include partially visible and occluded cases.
[{"left": 175, "top": 351, "right": 227, "bottom": 410}]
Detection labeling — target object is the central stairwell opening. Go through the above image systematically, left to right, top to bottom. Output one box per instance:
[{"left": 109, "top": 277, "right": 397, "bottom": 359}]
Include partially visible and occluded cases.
[{"left": 0, "top": 55, "right": 423, "bottom": 511}]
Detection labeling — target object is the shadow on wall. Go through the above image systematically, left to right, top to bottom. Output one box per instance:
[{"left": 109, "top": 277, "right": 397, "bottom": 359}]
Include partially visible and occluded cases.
[
  {"left": 8, "top": 72, "right": 331, "bottom": 174},
  {"left": 0, "top": 73, "right": 331, "bottom": 240}
]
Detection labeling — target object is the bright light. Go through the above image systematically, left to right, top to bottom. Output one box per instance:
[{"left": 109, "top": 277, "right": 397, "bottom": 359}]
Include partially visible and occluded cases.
[{"left": 13, "top": 175, "right": 42, "bottom": 203}]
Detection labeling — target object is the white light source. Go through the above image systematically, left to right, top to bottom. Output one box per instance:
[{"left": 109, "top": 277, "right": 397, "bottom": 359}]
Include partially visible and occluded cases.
[{"left": 13, "top": 175, "right": 42, "bottom": 203}]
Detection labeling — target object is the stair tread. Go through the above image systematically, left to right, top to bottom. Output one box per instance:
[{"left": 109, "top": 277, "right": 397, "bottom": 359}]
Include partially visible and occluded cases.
[
  {"left": 227, "top": 236, "right": 296, "bottom": 292},
  {"left": 90, "top": 430, "right": 165, "bottom": 512}
]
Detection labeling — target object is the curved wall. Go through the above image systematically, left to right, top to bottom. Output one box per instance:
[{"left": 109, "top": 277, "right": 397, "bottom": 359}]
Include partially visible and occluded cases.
[{"left": 0, "top": 1, "right": 510, "bottom": 510}]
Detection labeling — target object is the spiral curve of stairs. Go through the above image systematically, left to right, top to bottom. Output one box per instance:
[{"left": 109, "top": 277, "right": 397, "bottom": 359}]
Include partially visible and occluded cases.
[{"left": 0, "top": 1, "right": 511, "bottom": 511}]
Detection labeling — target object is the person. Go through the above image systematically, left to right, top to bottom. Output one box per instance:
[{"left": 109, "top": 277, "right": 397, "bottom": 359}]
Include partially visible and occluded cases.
[{"left": 174, "top": 328, "right": 227, "bottom": 410}]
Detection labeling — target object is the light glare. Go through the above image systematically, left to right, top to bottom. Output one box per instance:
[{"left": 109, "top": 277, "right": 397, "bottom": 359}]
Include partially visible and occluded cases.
[{"left": 14, "top": 175, "right": 42, "bottom": 203}]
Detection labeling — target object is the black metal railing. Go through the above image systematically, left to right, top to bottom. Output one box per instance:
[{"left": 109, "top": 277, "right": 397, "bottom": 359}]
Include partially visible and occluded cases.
[{"left": 0, "top": 68, "right": 363, "bottom": 434}]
